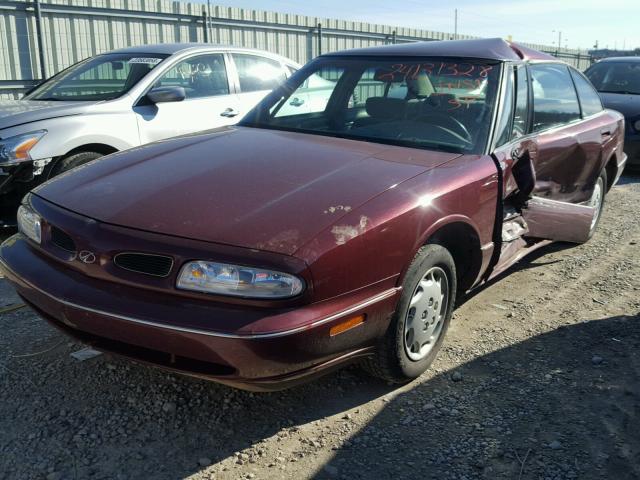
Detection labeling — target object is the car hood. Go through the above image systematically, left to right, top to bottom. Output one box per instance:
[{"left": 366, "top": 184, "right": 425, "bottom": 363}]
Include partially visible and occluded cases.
[
  {"left": 599, "top": 92, "right": 640, "bottom": 118},
  {"left": 0, "top": 100, "right": 95, "bottom": 131},
  {"left": 34, "top": 127, "right": 461, "bottom": 256}
]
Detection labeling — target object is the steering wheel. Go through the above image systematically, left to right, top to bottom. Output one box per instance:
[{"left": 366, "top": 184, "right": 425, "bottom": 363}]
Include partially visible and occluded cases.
[{"left": 417, "top": 112, "right": 473, "bottom": 144}]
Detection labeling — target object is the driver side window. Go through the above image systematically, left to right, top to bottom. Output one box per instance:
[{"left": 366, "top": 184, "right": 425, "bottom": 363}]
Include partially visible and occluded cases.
[
  {"left": 155, "top": 54, "right": 229, "bottom": 99},
  {"left": 530, "top": 64, "right": 581, "bottom": 132}
]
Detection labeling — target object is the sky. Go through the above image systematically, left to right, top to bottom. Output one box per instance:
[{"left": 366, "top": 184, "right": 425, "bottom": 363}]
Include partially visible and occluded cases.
[{"left": 211, "top": 0, "right": 640, "bottom": 51}]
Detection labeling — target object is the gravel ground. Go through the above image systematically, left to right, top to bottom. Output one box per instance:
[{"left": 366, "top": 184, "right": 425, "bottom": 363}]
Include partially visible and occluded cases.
[{"left": 1, "top": 173, "right": 639, "bottom": 480}]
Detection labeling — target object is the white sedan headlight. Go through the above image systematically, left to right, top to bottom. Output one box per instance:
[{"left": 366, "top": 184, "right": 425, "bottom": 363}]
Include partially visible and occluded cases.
[
  {"left": 0, "top": 130, "right": 47, "bottom": 165},
  {"left": 17, "top": 205, "right": 42, "bottom": 244},
  {"left": 177, "top": 260, "right": 304, "bottom": 299}
]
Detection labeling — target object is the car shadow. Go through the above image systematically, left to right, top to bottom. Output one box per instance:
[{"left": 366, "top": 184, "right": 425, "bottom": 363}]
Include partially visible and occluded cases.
[
  {"left": 457, "top": 241, "right": 574, "bottom": 307},
  {"left": 315, "top": 313, "right": 640, "bottom": 480}
]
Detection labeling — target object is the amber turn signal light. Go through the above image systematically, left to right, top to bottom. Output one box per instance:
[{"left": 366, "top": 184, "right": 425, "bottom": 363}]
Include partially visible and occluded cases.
[{"left": 329, "top": 314, "right": 365, "bottom": 336}]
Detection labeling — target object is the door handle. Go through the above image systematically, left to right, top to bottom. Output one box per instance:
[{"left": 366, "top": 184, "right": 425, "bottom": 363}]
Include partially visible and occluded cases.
[
  {"left": 289, "top": 97, "right": 305, "bottom": 107},
  {"left": 220, "top": 108, "right": 239, "bottom": 117},
  {"left": 600, "top": 128, "right": 611, "bottom": 137}
]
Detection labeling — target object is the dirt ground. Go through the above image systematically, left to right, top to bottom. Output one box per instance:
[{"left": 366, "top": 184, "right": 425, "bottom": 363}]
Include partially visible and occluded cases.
[{"left": 0, "top": 173, "right": 638, "bottom": 480}]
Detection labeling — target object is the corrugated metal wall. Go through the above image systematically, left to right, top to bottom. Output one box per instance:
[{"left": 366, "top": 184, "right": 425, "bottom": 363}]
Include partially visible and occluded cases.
[{"left": 0, "top": 0, "right": 593, "bottom": 99}]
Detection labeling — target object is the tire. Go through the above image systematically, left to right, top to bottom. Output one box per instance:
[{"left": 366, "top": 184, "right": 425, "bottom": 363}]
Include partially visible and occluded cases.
[
  {"left": 51, "top": 151, "right": 103, "bottom": 177},
  {"left": 586, "top": 169, "right": 607, "bottom": 240},
  {"left": 363, "top": 244, "right": 457, "bottom": 383}
]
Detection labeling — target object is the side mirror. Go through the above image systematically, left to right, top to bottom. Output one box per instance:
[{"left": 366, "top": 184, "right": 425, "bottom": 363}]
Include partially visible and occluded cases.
[{"left": 146, "top": 86, "right": 186, "bottom": 104}]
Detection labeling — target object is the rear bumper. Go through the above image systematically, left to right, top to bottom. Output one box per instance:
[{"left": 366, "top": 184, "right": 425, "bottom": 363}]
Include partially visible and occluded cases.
[{"left": 0, "top": 235, "right": 400, "bottom": 390}]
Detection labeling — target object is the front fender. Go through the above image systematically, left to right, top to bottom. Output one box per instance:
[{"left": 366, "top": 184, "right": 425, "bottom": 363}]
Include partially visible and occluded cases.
[
  {"left": 1, "top": 114, "right": 139, "bottom": 160},
  {"left": 296, "top": 155, "right": 499, "bottom": 302},
  {"left": 411, "top": 213, "right": 482, "bottom": 256}
]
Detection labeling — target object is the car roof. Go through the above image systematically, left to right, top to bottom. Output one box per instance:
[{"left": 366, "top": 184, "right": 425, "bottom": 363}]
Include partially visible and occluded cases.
[
  {"left": 322, "top": 37, "right": 557, "bottom": 62},
  {"left": 104, "top": 43, "right": 296, "bottom": 62},
  {"left": 595, "top": 56, "right": 640, "bottom": 63}
]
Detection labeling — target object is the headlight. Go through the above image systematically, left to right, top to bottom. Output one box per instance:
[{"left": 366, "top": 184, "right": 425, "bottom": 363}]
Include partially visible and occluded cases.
[
  {"left": 634, "top": 120, "right": 640, "bottom": 132},
  {"left": 0, "top": 130, "right": 47, "bottom": 165},
  {"left": 17, "top": 205, "right": 42, "bottom": 244},
  {"left": 177, "top": 260, "right": 304, "bottom": 299}
]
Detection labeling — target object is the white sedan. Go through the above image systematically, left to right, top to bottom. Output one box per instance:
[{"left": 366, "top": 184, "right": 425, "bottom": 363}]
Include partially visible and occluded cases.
[{"left": 0, "top": 44, "right": 300, "bottom": 225}]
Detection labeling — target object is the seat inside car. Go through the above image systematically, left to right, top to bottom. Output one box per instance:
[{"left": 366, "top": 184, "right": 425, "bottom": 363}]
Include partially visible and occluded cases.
[
  {"left": 191, "top": 60, "right": 229, "bottom": 98},
  {"left": 352, "top": 97, "right": 408, "bottom": 128}
]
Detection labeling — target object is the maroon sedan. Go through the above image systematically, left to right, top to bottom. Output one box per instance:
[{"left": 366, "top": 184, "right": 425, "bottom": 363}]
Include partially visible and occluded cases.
[{"left": 0, "top": 38, "right": 626, "bottom": 391}]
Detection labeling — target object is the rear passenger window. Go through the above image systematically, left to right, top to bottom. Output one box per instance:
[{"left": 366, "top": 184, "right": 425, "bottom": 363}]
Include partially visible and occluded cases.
[
  {"left": 232, "top": 54, "right": 286, "bottom": 93},
  {"left": 530, "top": 64, "right": 581, "bottom": 132},
  {"left": 570, "top": 69, "right": 603, "bottom": 117}
]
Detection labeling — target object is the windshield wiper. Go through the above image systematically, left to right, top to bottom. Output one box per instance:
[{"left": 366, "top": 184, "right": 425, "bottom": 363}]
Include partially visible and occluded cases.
[{"left": 31, "top": 97, "right": 63, "bottom": 101}]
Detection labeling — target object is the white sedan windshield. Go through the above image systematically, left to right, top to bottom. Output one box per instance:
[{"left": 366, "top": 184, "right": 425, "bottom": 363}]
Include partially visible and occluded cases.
[{"left": 26, "top": 53, "right": 168, "bottom": 101}]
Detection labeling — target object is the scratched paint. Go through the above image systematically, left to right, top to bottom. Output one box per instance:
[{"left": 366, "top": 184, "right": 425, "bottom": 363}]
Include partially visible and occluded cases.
[
  {"left": 323, "top": 205, "right": 353, "bottom": 214},
  {"left": 330, "top": 216, "right": 370, "bottom": 245}
]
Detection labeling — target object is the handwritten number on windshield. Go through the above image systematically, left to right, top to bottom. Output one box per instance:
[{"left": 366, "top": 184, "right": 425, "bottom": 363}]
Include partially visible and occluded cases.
[{"left": 376, "top": 63, "right": 493, "bottom": 81}]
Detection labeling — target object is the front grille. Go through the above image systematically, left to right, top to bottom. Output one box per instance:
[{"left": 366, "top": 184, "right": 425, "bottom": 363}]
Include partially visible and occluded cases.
[
  {"left": 50, "top": 226, "right": 76, "bottom": 253},
  {"left": 114, "top": 252, "right": 174, "bottom": 277}
]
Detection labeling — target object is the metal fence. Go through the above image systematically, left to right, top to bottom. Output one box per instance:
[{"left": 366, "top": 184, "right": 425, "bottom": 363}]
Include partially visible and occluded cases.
[{"left": 0, "top": 0, "right": 594, "bottom": 99}]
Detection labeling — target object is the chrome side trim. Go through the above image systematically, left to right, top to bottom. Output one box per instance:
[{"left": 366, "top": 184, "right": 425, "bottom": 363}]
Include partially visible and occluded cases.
[{"left": 0, "top": 257, "right": 399, "bottom": 339}]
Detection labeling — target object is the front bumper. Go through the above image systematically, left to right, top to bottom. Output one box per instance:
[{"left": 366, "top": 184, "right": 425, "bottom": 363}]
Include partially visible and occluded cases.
[{"left": 0, "top": 234, "right": 400, "bottom": 390}]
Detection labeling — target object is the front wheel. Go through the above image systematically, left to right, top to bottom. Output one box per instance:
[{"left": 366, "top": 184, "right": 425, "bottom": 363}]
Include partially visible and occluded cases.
[
  {"left": 51, "top": 151, "right": 103, "bottom": 177},
  {"left": 362, "top": 244, "right": 457, "bottom": 383}
]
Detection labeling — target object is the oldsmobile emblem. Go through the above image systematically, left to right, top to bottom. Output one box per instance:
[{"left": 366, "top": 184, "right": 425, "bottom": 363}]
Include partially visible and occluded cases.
[{"left": 78, "top": 250, "right": 97, "bottom": 264}]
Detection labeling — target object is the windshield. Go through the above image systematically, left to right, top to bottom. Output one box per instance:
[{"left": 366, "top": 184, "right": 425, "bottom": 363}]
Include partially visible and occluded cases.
[
  {"left": 26, "top": 53, "right": 169, "bottom": 101},
  {"left": 240, "top": 56, "right": 501, "bottom": 154},
  {"left": 585, "top": 61, "right": 640, "bottom": 95}
]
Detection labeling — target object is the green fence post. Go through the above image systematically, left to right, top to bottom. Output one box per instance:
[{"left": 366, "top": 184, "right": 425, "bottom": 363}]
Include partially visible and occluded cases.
[
  {"left": 34, "top": 0, "right": 47, "bottom": 79},
  {"left": 202, "top": 10, "right": 208, "bottom": 43}
]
